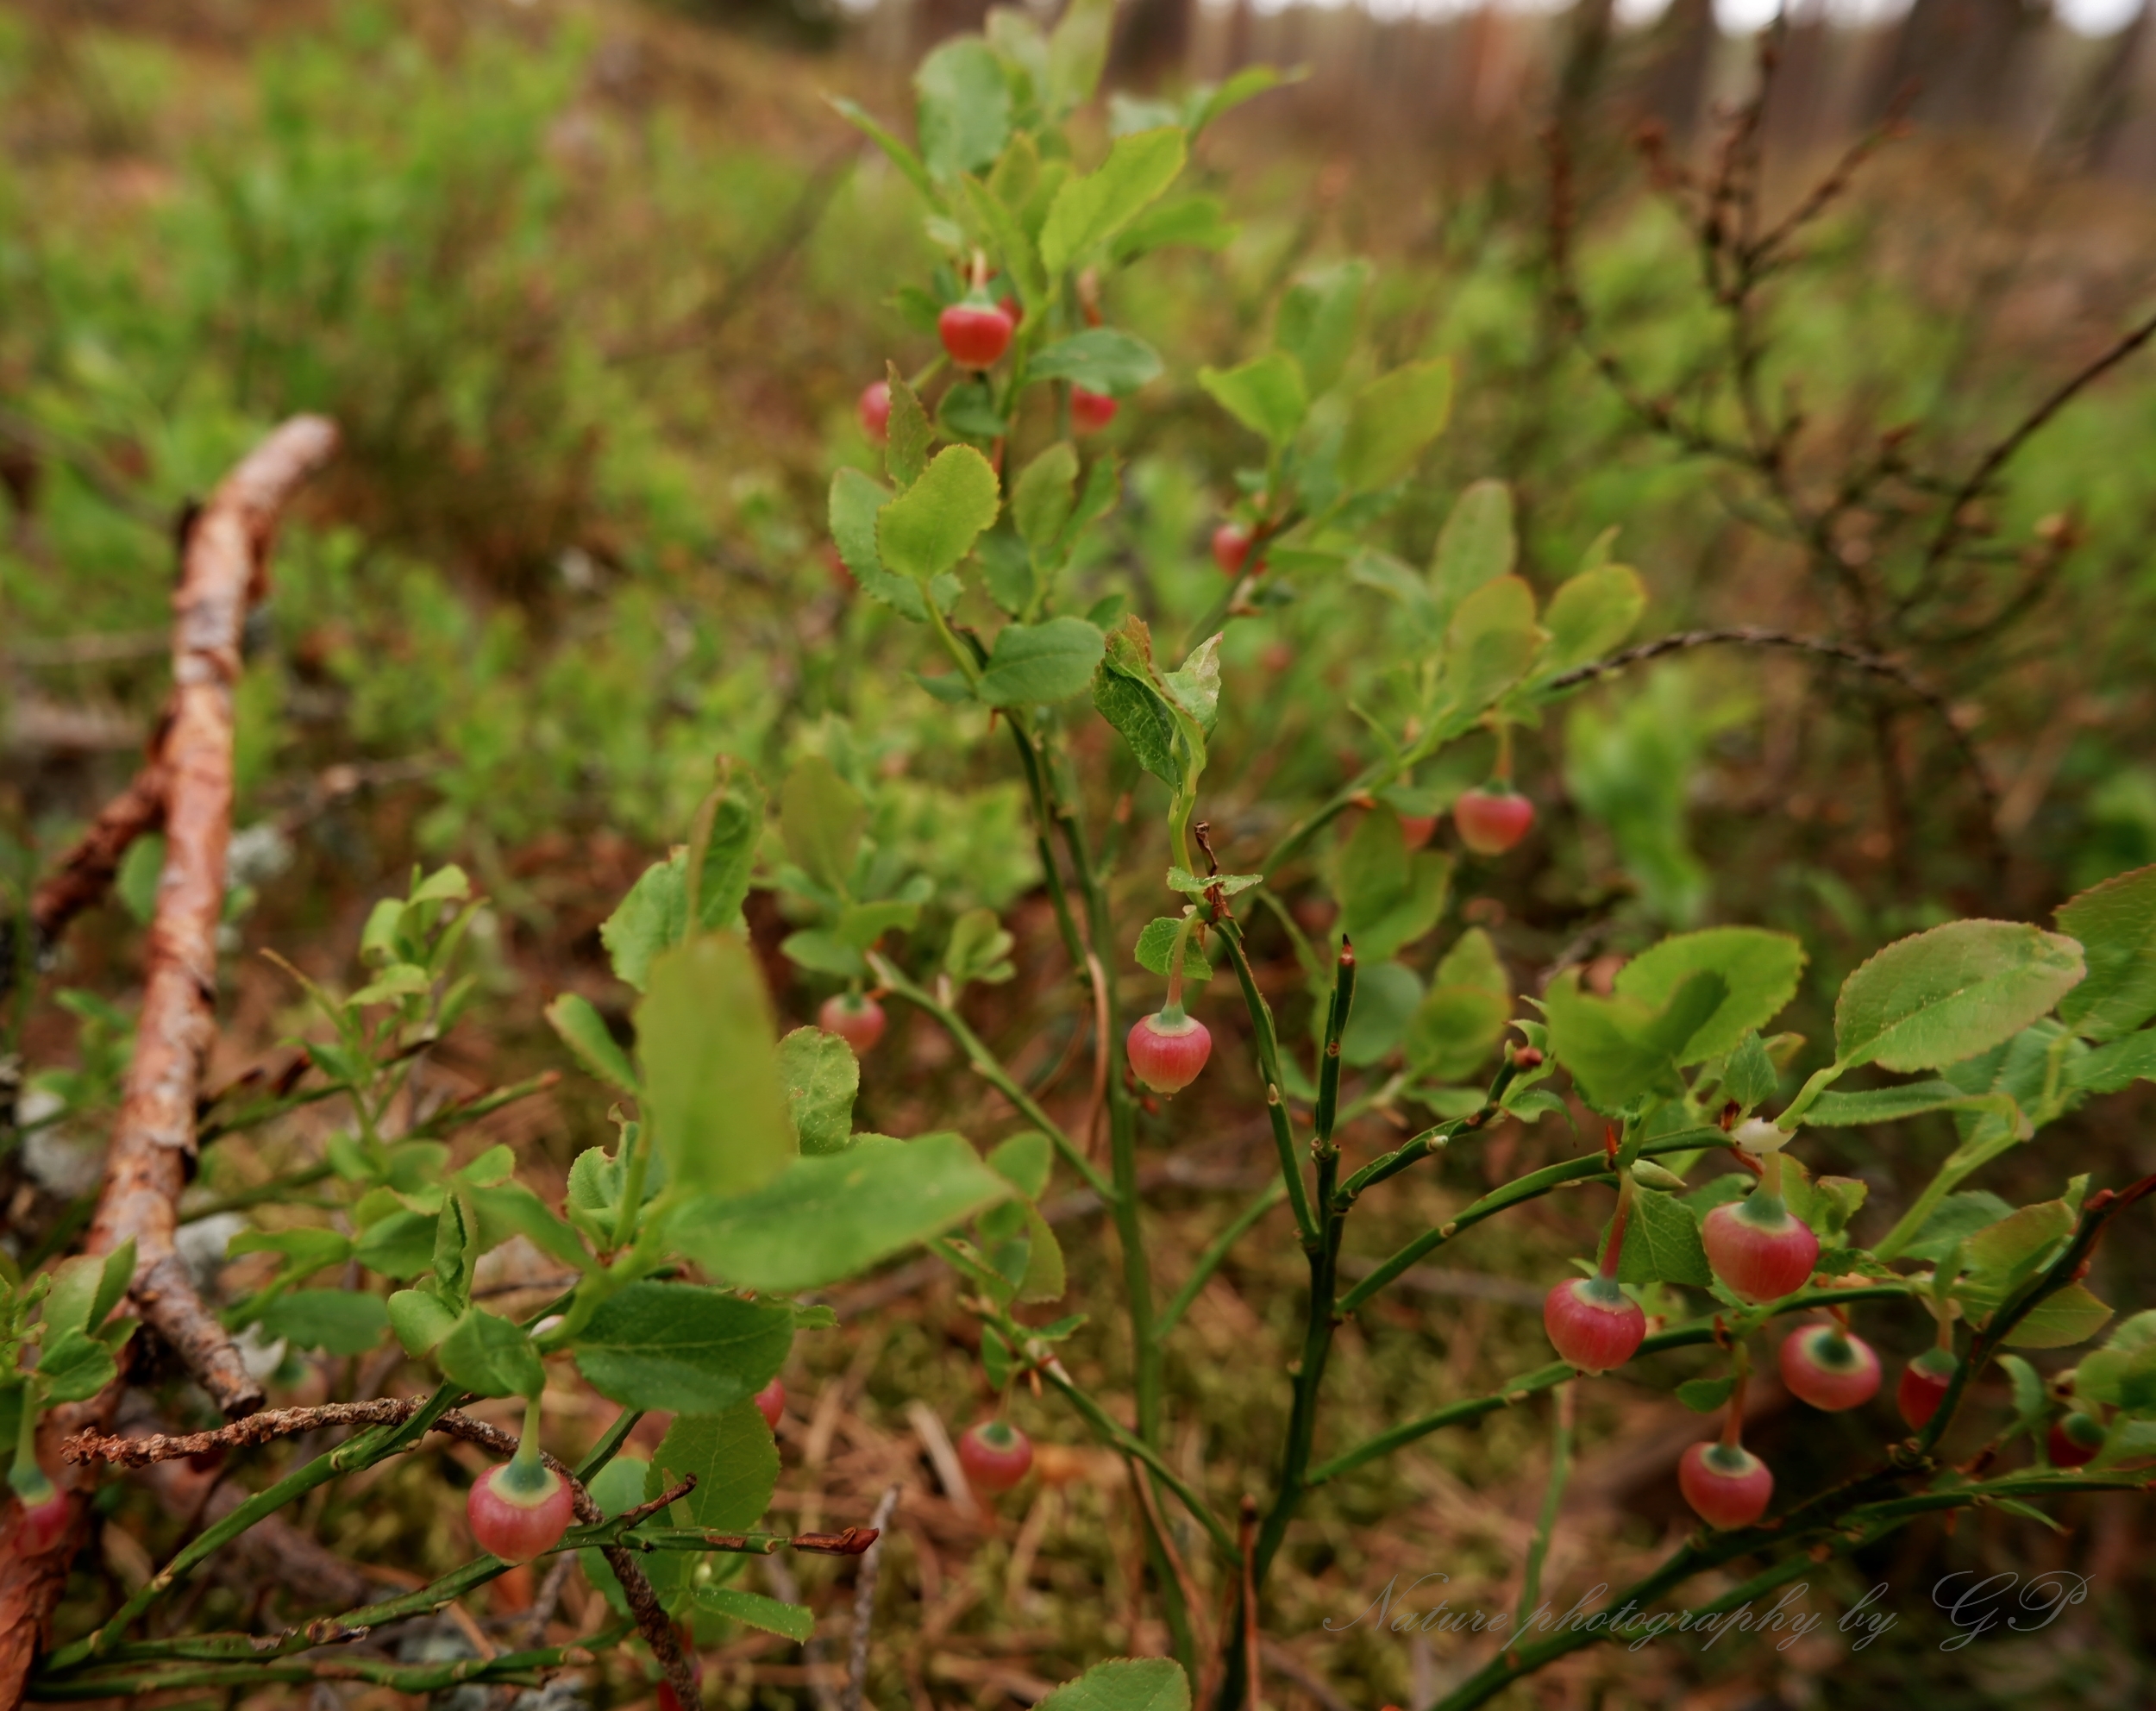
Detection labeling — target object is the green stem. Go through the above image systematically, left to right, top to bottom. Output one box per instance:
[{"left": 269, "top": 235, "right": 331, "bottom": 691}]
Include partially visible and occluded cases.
[
  {"left": 1209, "top": 914, "right": 1318, "bottom": 1242},
  {"left": 1313, "top": 941, "right": 1356, "bottom": 1155},
  {"left": 868, "top": 953, "right": 1112, "bottom": 1202},
  {"left": 1155, "top": 1182, "right": 1288, "bottom": 1339},
  {"left": 1038, "top": 1362, "right": 1237, "bottom": 1560},
  {"left": 1509, "top": 1383, "right": 1573, "bottom": 1650},
  {"left": 32, "top": 1633, "right": 631, "bottom": 1701}
]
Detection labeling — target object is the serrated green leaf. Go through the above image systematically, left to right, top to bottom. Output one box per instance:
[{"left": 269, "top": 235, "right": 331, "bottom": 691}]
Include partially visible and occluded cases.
[
  {"left": 1044, "top": 0, "right": 1114, "bottom": 116},
  {"left": 915, "top": 38, "right": 1010, "bottom": 180},
  {"left": 827, "top": 96, "right": 938, "bottom": 206},
  {"left": 1039, "top": 128, "right": 1187, "bottom": 274},
  {"left": 959, "top": 174, "right": 1043, "bottom": 310},
  {"left": 1275, "top": 260, "right": 1368, "bottom": 398},
  {"left": 1030, "top": 329, "right": 1163, "bottom": 397},
  {"left": 1197, "top": 351, "right": 1307, "bottom": 448},
  {"left": 1338, "top": 359, "right": 1453, "bottom": 493},
  {"left": 1012, "top": 442, "right": 1080, "bottom": 554},
  {"left": 879, "top": 446, "right": 1002, "bottom": 582},
  {"left": 830, "top": 467, "right": 931, "bottom": 623},
  {"left": 1428, "top": 479, "right": 1515, "bottom": 630},
  {"left": 1540, "top": 563, "right": 1645, "bottom": 676},
  {"left": 1441, "top": 574, "right": 1539, "bottom": 718},
  {"left": 979, "top": 617, "right": 1106, "bottom": 707},
  {"left": 780, "top": 755, "right": 865, "bottom": 895},
  {"left": 600, "top": 856, "right": 688, "bottom": 993},
  {"left": 2056, "top": 864, "right": 2156, "bottom": 1042},
  {"left": 1165, "top": 867, "right": 1263, "bottom": 898},
  {"left": 945, "top": 907, "right": 1018, "bottom": 987},
  {"left": 1134, "top": 916, "right": 1213, "bottom": 983},
  {"left": 1835, "top": 921, "right": 2086, "bottom": 1073},
  {"left": 1614, "top": 928, "right": 1807, "bottom": 1065},
  {"left": 636, "top": 936, "right": 796, "bottom": 1198},
  {"left": 1339, "top": 959, "right": 1423, "bottom": 1068},
  {"left": 1406, "top": 984, "right": 1510, "bottom": 1082},
  {"left": 548, "top": 993, "right": 638, "bottom": 1094},
  {"left": 779, "top": 1026, "right": 859, "bottom": 1156},
  {"left": 2070, "top": 1028, "right": 2156, "bottom": 1094},
  {"left": 1722, "top": 1031, "right": 1779, "bottom": 1110},
  {"left": 1802, "top": 1079, "right": 1988, "bottom": 1125},
  {"left": 987, "top": 1131, "right": 1053, "bottom": 1200},
  {"left": 1613, "top": 1187, "right": 1712, "bottom": 1287},
  {"left": 2001, "top": 1282, "right": 2112, "bottom": 1349},
  {"left": 573, "top": 1283, "right": 793, "bottom": 1414},
  {"left": 388, "top": 1287, "right": 456, "bottom": 1357},
  {"left": 256, "top": 1290, "right": 390, "bottom": 1356},
  {"left": 439, "top": 1307, "right": 542, "bottom": 1399},
  {"left": 36, "top": 1327, "right": 117, "bottom": 1403},
  {"left": 1676, "top": 1376, "right": 1736, "bottom": 1413},
  {"left": 650, "top": 1402, "right": 779, "bottom": 1531},
  {"left": 695, "top": 1586, "right": 814, "bottom": 1642},
  {"left": 1037, "top": 1657, "right": 1190, "bottom": 1711}
]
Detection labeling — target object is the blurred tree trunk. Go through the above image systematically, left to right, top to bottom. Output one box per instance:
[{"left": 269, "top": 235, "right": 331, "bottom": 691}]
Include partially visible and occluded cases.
[
  {"left": 1112, "top": 0, "right": 1195, "bottom": 85},
  {"left": 1631, "top": 0, "right": 1717, "bottom": 142},
  {"left": 1866, "top": 0, "right": 2048, "bottom": 130}
]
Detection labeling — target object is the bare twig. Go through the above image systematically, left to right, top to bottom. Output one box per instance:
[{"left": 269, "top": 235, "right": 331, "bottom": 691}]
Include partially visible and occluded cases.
[
  {"left": 0, "top": 416, "right": 338, "bottom": 1711},
  {"left": 25, "top": 763, "right": 169, "bottom": 953},
  {"left": 843, "top": 1485, "right": 901, "bottom": 1711}
]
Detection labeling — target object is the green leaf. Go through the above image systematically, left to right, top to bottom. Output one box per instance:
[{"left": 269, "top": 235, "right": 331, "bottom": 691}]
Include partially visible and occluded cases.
[
  {"left": 1044, "top": 0, "right": 1114, "bottom": 116},
  {"left": 915, "top": 39, "right": 1010, "bottom": 180},
  {"left": 1188, "top": 63, "right": 1299, "bottom": 135},
  {"left": 827, "top": 97, "right": 938, "bottom": 208},
  {"left": 1039, "top": 128, "right": 1187, "bottom": 275},
  {"left": 1111, "top": 194, "right": 1236, "bottom": 262},
  {"left": 1275, "top": 260, "right": 1369, "bottom": 398},
  {"left": 1029, "top": 329, "right": 1163, "bottom": 397},
  {"left": 1197, "top": 352, "right": 1307, "bottom": 448},
  {"left": 1338, "top": 359, "right": 1454, "bottom": 493},
  {"left": 884, "top": 367, "right": 934, "bottom": 490},
  {"left": 1012, "top": 442, "right": 1080, "bottom": 555},
  {"left": 878, "top": 446, "right": 1002, "bottom": 582},
  {"left": 830, "top": 467, "right": 931, "bottom": 623},
  {"left": 1428, "top": 479, "right": 1515, "bottom": 629},
  {"left": 979, "top": 528, "right": 1036, "bottom": 617},
  {"left": 1539, "top": 563, "right": 1646, "bottom": 677},
  {"left": 1441, "top": 575, "right": 1539, "bottom": 718},
  {"left": 979, "top": 617, "right": 1107, "bottom": 707},
  {"left": 1163, "top": 633, "right": 1223, "bottom": 736},
  {"left": 1092, "top": 635, "right": 1181, "bottom": 785},
  {"left": 780, "top": 755, "right": 865, "bottom": 895},
  {"left": 686, "top": 772, "right": 763, "bottom": 935},
  {"left": 1336, "top": 811, "right": 1454, "bottom": 964},
  {"left": 599, "top": 858, "right": 686, "bottom": 993},
  {"left": 2056, "top": 865, "right": 2156, "bottom": 1042},
  {"left": 1165, "top": 867, "right": 1264, "bottom": 899},
  {"left": 837, "top": 900, "right": 921, "bottom": 950},
  {"left": 945, "top": 908, "right": 1018, "bottom": 987},
  {"left": 1134, "top": 916, "right": 1213, "bottom": 983},
  {"left": 1834, "top": 921, "right": 2087, "bottom": 1073},
  {"left": 1613, "top": 928, "right": 1808, "bottom": 1064},
  {"left": 781, "top": 930, "right": 866, "bottom": 979},
  {"left": 636, "top": 936, "right": 797, "bottom": 1198},
  {"left": 1339, "top": 959, "right": 1424, "bottom": 1068},
  {"left": 1542, "top": 968, "right": 1727, "bottom": 1113},
  {"left": 1406, "top": 984, "right": 1511, "bottom": 1083},
  {"left": 547, "top": 993, "right": 638, "bottom": 1094},
  {"left": 779, "top": 1026, "right": 859, "bottom": 1156},
  {"left": 2069, "top": 1029, "right": 2156, "bottom": 1094},
  {"left": 1722, "top": 1031, "right": 1779, "bottom": 1111},
  {"left": 1802, "top": 1079, "right": 1988, "bottom": 1126},
  {"left": 987, "top": 1131, "right": 1053, "bottom": 1200},
  {"left": 669, "top": 1134, "right": 1012, "bottom": 1294},
  {"left": 468, "top": 1182, "right": 592, "bottom": 1273},
  {"left": 1613, "top": 1188, "right": 1713, "bottom": 1287},
  {"left": 1900, "top": 1191, "right": 2016, "bottom": 1264},
  {"left": 354, "top": 1211, "right": 436, "bottom": 1281},
  {"left": 43, "top": 1241, "right": 135, "bottom": 1338},
  {"left": 2001, "top": 1282, "right": 2112, "bottom": 1350},
  {"left": 573, "top": 1283, "right": 792, "bottom": 1414},
  {"left": 387, "top": 1288, "right": 456, "bottom": 1357},
  {"left": 256, "top": 1290, "right": 390, "bottom": 1356},
  {"left": 439, "top": 1308, "right": 543, "bottom": 1399},
  {"left": 37, "top": 1327, "right": 117, "bottom": 1403},
  {"left": 1676, "top": 1376, "right": 1736, "bottom": 1413},
  {"left": 649, "top": 1402, "right": 780, "bottom": 1531},
  {"left": 580, "top": 1456, "right": 682, "bottom": 1615},
  {"left": 694, "top": 1586, "right": 815, "bottom": 1643},
  {"left": 1036, "top": 1658, "right": 1191, "bottom": 1711}
]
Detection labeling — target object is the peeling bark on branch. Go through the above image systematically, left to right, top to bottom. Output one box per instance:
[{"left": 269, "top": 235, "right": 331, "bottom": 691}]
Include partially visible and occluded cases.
[{"left": 0, "top": 416, "right": 338, "bottom": 1711}]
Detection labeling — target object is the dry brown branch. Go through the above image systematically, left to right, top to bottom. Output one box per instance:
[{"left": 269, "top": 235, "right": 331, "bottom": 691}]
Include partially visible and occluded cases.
[
  {"left": 0, "top": 414, "right": 339, "bottom": 1711},
  {"left": 26, "top": 761, "right": 169, "bottom": 950},
  {"left": 843, "top": 1485, "right": 902, "bottom": 1711}
]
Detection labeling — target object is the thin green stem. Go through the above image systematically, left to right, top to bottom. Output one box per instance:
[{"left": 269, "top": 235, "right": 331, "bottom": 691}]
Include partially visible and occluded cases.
[
  {"left": 1209, "top": 914, "right": 1317, "bottom": 1242},
  {"left": 1313, "top": 940, "right": 1356, "bottom": 1155},
  {"left": 868, "top": 953, "right": 1112, "bottom": 1202},
  {"left": 1155, "top": 1181, "right": 1288, "bottom": 1339},
  {"left": 1039, "top": 1362, "right": 1238, "bottom": 1560},
  {"left": 1510, "top": 1383, "right": 1574, "bottom": 1650}
]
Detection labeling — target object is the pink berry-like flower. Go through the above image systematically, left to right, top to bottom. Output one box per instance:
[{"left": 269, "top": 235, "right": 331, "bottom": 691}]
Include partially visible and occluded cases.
[
  {"left": 938, "top": 302, "right": 1015, "bottom": 369},
  {"left": 858, "top": 381, "right": 892, "bottom": 444},
  {"left": 1071, "top": 387, "right": 1119, "bottom": 434},
  {"left": 1212, "top": 524, "right": 1255, "bottom": 578},
  {"left": 1453, "top": 786, "right": 1535, "bottom": 856},
  {"left": 1398, "top": 813, "right": 1438, "bottom": 851},
  {"left": 819, "top": 993, "right": 886, "bottom": 1055},
  {"left": 1127, "top": 1012, "right": 1212, "bottom": 1095},
  {"left": 1702, "top": 1195, "right": 1819, "bottom": 1303},
  {"left": 1544, "top": 1276, "right": 1646, "bottom": 1374},
  {"left": 1778, "top": 1325, "right": 1881, "bottom": 1412},
  {"left": 1898, "top": 1348, "right": 1959, "bottom": 1430},
  {"left": 754, "top": 1377, "right": 786, "bottom": 1431},
  {"left": 2048, "top": 1413, "right": 2103, "bottom": 1468},
  {"left": 957, "top": 1420, "right": 1033, "bottom": 1493},
  {"left": 1678, "top": 1440, "right": 1774, "bottom": 1530},
  {"left": 467, "top": 1463, "right": 575, "bottom": 1563},
  {"left": 11, "top": 1485, "right": 72, "bottom": 1556}
]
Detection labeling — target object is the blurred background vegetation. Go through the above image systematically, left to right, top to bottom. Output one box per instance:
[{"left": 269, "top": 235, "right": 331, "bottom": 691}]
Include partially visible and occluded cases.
[{"left": 4, "top": 0, "right": 2156, "bottom": 1706}]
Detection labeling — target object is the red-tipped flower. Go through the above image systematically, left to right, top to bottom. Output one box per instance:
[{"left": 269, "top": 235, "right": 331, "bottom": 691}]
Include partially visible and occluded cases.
[
  {"left": 938, "top": 301, "right": 1015, "bottom": 369},
  {"left": 858, "top": 381, "right": 892, "bottom": 444},
  {"left": 1071, "top": 387, "right": 1119, "bottom": 434},
  {"left": 1212, "top": 524, "right": 1255, "bottom": 578},
  {"left": 1453, "top": 785, "right": 1535, "bottom": 856},
  {"left": 1398, "top": 813, "right": 1438, "bottom": 851},
  {"left": 819, "top": 993, "right": 886, "bottom": 1055},
  {"left": 1127, "top": 1011, "right": 1212, "bottom": 1095},
  {"left": 1702, "top": 1193, "right": 1819, "bottom": 1303},
  {"left": 1544, "top": 1275, "right": 1646, "bottom": 1374},
  {"left": 1778, "top": 1324, "right": 1881, "bottom": 1412},
  {"left": 1898, "top": 1347, "right": 1959, "bottom": 1430},
  {"left": 754, "top": 1376, "right": 786, "bottom": 1432},
  {"left": 2048, "top": 1413, "right": 2103, "bottom": 1468},
  {"left": 957, "top": 1420, "right": 1033, "bottom": 1494},
  {"left": 1678, "top": 1441, "right": 1774, "bottom": 1530},
  {"left": 467, "top": 1462, "right": 574, "bottom": 1563},
  {"left": 9, "top": 1477, "right": 71, "bottom": 1556}
]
